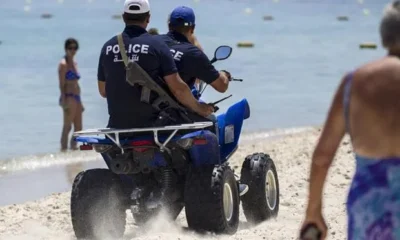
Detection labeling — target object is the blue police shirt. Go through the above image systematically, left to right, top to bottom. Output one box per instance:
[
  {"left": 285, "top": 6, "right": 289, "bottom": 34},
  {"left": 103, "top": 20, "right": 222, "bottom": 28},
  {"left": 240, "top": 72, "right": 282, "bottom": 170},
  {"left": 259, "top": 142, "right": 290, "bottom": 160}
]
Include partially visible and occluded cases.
[
  {"left": 97, "top": 25, "right": 178, "bottom": 129},
  {"left": 156, "top": 31, "right": 220, "bottom": 89}
]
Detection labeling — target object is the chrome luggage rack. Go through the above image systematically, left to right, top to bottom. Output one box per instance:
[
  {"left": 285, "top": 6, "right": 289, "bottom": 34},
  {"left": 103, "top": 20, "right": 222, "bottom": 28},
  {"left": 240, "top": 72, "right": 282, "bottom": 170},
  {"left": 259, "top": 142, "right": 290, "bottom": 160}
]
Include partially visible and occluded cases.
[{"left": 73, "top": 122, "right": 213, "bottom": 153}]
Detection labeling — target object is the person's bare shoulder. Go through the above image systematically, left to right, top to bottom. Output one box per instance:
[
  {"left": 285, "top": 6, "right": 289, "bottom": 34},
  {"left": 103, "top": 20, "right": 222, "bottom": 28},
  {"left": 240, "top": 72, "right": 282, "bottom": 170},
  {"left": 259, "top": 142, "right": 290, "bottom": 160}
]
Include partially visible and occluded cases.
[
  {"left": 356, "top": 56, "right": 400, "bottom": 79},
  {"left": 58, "top": 59, "right": 67, "bottom": 71}
]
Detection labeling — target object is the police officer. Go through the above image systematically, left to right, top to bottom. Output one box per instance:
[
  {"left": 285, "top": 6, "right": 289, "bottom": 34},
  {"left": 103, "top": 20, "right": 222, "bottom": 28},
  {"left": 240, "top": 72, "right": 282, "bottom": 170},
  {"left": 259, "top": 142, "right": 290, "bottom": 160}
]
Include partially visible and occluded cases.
[
  {"left": 97, "top": 0, "right": 214, "bottom": 129},
  {"left": 157, "top": 6, "right": 231, "bottom": 93}
]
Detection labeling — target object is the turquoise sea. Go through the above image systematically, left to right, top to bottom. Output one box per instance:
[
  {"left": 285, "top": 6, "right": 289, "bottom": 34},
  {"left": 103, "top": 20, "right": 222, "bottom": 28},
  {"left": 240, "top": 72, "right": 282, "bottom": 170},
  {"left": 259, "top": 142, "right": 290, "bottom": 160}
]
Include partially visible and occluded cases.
[{"left": 0, "top": 0, "right": 386, "bottom": 160}]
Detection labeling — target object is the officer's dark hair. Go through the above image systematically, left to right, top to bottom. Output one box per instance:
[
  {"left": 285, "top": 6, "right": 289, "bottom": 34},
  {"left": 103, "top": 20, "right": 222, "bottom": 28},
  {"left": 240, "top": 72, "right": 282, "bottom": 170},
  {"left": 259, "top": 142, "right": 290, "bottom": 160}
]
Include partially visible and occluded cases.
[
  {"left": 123, "top": 12, "right": 150, "bottom": 24},
  {"left": 168, "top": 18, "right": 195, "bottom": 34},
  {"left": 64, "top": 38, "right": 79, "bottom": 50}
]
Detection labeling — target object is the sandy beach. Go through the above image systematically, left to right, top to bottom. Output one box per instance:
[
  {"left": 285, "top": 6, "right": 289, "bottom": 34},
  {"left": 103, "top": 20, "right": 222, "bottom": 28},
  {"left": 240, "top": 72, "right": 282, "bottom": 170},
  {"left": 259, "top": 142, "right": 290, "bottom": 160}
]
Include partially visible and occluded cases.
[{"left": 0, "top": 127, "right": 355, "bottom": 240}]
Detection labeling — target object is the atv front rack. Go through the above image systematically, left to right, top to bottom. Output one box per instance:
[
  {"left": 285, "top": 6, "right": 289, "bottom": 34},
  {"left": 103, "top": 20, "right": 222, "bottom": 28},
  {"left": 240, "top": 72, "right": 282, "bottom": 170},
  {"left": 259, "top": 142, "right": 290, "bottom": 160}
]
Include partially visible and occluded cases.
[{"left": 73, "top": 122, "right": 213, "bottom": 153}]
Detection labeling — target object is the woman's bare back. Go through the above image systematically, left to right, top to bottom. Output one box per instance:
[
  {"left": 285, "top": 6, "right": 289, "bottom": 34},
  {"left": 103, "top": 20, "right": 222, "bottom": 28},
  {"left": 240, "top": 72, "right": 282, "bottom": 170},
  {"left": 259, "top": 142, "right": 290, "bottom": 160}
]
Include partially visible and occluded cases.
[{"left": 349, "top": 56, "right": 400, "bottom": 158}]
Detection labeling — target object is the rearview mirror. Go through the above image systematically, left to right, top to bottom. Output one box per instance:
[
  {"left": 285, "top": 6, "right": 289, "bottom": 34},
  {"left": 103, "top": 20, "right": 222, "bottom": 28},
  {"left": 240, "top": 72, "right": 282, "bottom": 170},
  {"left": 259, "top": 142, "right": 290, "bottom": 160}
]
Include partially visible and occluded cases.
[{"left": 210, "top": 45, "right": 232, "bottom": 63}]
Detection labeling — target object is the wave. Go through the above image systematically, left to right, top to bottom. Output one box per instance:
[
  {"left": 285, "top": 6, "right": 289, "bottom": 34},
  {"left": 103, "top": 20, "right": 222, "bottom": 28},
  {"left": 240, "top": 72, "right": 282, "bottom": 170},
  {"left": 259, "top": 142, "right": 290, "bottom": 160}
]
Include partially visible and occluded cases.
[{"left": 0, "top": 126, "right": 316, "bottom": 176}]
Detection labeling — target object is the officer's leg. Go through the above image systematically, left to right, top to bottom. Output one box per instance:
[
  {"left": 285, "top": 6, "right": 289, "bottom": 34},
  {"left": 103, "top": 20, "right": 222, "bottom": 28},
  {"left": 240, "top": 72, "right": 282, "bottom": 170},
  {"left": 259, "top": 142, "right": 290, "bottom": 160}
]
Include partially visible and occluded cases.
[
  {"left": 186, "top": 112, "right": 216, "bottom": 133},
  {"left": 206, "top": 114, "right": 217, "bottom": 123},
  {"left": 206, "top": 114, "right": 219, "bottom": 135}
]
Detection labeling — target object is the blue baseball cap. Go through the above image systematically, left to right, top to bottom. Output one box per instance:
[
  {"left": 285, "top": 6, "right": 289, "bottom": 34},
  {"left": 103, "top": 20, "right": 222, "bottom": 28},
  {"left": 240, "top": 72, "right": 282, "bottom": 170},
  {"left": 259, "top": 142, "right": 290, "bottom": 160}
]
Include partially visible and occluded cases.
[{"left": 169, "top": 6, "right": 196, "bottom": 27}]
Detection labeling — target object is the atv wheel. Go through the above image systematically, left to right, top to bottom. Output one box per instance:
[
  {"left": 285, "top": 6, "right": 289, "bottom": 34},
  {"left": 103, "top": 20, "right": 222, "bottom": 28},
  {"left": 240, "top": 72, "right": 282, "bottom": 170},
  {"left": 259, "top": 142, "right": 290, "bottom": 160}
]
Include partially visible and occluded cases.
[
  {"left": 240, "top": 153, "right": 279, "bottom": 225},
  {"left": 184, "top": 164, "right": 239, "bottom": 234},
  {"left": 71, "top": 169, "right": 127, "bottom": 239}
]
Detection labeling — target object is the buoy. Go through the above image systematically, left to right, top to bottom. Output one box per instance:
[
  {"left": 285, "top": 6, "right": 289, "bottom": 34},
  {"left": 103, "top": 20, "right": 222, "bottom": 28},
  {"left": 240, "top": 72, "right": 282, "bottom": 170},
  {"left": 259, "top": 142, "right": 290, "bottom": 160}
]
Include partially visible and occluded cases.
[
  {"left": 244, "top": 8, "right": 252, "bottom": 14},
  {"left": 41, "top": 13, "right": 53, "bottom": 19},
  {"left": 111, "top": 14, "right": 122, "bottom": 19},
  {"left": 263, "top": 15, "right": 274, "bottom": 21},
  {"left": 337, "top": 16, "right": 349, "bottom": 21},
  {"left": 237, "top": 42, "right": 254, "bottom": 48},
  {"left": 359, "top": 42, "right": 377, "bottom": 49}
]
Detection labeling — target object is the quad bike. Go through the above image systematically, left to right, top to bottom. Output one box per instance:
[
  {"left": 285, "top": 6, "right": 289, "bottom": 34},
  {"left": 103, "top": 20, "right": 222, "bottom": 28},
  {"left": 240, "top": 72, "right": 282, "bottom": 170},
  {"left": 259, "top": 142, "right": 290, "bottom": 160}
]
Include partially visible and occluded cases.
[{"left": 70, "top": 45, "right": 280, "bottom": 239}]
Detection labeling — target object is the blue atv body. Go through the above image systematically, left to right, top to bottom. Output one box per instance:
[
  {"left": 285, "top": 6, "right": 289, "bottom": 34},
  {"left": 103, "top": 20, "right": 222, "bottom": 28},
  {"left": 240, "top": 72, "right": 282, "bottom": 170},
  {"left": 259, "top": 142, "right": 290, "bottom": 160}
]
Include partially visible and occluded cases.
[
  {"left": 69, "top": 46, "right": 279, "bottom": 239},
  {"left": 74, "top": 97, "right": 250, "bottom": 167}
]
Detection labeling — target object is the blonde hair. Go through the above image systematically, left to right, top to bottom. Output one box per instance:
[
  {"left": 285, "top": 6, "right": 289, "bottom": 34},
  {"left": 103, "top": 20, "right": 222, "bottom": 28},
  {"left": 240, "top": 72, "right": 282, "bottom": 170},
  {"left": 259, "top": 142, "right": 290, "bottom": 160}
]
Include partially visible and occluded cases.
[{"left": 380, "top": 1, "right": 400, "bottom": 49}]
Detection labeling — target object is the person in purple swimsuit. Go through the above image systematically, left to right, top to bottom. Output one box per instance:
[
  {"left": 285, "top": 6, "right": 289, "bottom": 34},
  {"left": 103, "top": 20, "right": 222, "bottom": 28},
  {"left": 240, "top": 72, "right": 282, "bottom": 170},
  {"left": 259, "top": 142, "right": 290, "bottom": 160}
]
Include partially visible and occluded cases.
[
  {"left": 301, "top": 1, "right": 400, "bottom": 239},
  {"left": 58, "top": 38, "right": 84, "bottom": 151}
]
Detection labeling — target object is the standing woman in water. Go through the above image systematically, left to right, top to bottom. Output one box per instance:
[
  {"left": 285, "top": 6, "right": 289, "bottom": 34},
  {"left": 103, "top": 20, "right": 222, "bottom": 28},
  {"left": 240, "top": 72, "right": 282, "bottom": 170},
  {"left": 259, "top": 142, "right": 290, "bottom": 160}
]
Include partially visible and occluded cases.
[{"left": 58, "top": 38, "right": 83, "bottom": 151}]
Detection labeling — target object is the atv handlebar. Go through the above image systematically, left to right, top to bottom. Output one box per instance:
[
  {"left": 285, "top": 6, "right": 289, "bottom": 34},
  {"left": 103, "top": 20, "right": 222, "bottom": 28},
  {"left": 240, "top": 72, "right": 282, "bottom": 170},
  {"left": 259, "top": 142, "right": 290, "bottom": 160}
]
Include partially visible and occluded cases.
[
  {"left": 204, "top": 77, "right": 243, "bottom": 113},
  {"left": 230, "top": 78, "right": 243, "bottom": 82}
]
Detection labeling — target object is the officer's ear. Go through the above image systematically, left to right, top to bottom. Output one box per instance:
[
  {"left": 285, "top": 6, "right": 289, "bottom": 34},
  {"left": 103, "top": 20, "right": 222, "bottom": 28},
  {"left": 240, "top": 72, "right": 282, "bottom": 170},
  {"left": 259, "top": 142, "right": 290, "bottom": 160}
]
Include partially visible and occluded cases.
[{"left": 146, "top": 13, "right": 150, "bottom": 24}]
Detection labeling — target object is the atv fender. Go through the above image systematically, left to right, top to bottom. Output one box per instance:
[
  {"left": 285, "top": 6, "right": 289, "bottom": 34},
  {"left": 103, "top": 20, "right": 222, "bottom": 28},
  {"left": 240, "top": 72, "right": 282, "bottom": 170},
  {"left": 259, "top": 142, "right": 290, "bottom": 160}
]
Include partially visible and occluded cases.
[
  {"left": 217, "top": 98, "right": 250, "bottom": 161},
  {"left": 183, "top": 130, "right": 221, "bottom": 166}
]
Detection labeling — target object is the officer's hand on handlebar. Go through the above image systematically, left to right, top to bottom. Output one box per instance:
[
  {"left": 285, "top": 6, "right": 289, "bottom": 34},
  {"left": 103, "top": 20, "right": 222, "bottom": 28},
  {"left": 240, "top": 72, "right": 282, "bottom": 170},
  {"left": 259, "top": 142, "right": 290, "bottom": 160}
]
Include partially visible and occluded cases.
[
  {"left": 221, "top": 70, "right": 231, "bottom": 80},
  {"left": 197, "top": 102, "right": 215, "bottom": 117}
]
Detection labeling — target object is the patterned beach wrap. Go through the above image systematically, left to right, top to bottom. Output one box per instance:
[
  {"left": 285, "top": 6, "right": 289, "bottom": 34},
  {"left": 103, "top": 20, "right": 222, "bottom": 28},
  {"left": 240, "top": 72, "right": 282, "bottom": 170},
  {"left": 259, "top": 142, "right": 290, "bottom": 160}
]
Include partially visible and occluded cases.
[{"left": 346, "top": 156, "right": 400, "bottom": 240}]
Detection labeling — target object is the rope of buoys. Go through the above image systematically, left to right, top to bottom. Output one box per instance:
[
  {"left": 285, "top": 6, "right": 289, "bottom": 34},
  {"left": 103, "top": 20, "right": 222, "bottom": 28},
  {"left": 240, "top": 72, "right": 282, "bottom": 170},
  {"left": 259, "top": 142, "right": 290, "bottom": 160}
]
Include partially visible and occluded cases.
[
  {"left": 40, "top": 13, "right": 53, "bottom": 19},
  {"left": 112, "top": 14, "right": 122, "bottom": 19},
  {"left": 263, "top": 15, "right": 274, "bottom": 21},
  {"left": 337, "top": 16, "right": 349, "bottom": 21},
  {"left": 237, "top": 42, "right": 254, "bottom": 48},
  {"left": 359, "top": 42, "right": 377, "bottom": 49}
]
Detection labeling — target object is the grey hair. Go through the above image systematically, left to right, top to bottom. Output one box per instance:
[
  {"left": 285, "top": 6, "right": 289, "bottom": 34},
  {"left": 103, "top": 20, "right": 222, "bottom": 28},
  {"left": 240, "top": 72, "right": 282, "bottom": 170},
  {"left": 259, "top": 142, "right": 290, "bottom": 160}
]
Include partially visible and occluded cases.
[{"left": 380, "top": 0, "right": 400, "bottom": 49}]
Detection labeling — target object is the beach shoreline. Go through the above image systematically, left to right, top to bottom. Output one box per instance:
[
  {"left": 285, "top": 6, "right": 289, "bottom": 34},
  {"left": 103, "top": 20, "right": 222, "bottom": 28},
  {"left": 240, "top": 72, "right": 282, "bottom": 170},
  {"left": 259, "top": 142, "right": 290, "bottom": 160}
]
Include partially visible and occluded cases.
[
  {"left": 0, "top": 126, "right": 318, "bottom": 175},
  {"left": 0, "top": 127, "right": 354, "bottom": 239}
]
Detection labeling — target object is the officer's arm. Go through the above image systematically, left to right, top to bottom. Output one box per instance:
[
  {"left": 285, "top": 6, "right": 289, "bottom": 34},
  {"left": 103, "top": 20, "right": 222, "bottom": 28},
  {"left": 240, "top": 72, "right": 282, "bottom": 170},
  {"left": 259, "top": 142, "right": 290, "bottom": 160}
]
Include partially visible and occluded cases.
[
  {"left": 188, "top": 35, "right": 203, "bottom": 89},
  {"left": 97, "top": 50, "right": 106, "bottom": 98},
  {"left": 189, "top": 50, "right": 230, "bottom": 93},
  {"left": 210, "top": 72, "right": 230, "bottom": 93},
  {"left": 164, "top": 73, "right": 203, "bottom": 113},
  {"left": 98, "top": 81, "right": 106, "bottom": 98}
]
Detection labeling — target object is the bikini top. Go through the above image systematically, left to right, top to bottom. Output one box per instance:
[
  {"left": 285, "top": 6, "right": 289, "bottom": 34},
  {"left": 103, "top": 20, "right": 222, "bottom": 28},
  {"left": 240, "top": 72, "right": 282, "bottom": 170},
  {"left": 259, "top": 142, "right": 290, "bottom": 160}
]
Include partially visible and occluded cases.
[
  {"left": 64, "top": 56, "right": 80, "bottom": 81},
  {"left": 65, "top": 69, "right": 80, "bottom": 81}
]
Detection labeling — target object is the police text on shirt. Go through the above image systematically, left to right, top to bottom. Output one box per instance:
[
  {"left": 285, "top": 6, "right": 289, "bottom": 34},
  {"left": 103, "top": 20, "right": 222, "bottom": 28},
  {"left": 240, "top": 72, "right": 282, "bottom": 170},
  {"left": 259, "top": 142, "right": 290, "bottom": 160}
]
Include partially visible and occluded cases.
[
  {"left": 106, "top": 43, "right": 150, "bottom": 63},
  {"left": 170, "top": 49, "right": 183, "bottom": 61}
]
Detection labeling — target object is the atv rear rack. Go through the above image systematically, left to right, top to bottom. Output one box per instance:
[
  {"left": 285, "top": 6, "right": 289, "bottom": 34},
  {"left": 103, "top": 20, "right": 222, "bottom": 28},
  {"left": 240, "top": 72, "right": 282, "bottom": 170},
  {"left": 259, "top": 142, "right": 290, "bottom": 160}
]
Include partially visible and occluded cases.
[{"left": 73, "top": 122, "right": 213, "bottom": 153}]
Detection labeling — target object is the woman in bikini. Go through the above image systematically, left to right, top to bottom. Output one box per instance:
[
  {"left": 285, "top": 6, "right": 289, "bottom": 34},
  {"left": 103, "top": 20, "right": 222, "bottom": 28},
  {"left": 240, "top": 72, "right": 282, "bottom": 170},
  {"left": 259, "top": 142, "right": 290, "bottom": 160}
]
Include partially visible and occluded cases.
[
  {"left": 300, "top": 1, "right": 400, "bottom": 239},
  {"left": 58, "top": 38, "right": 83, "bottom": 151}
]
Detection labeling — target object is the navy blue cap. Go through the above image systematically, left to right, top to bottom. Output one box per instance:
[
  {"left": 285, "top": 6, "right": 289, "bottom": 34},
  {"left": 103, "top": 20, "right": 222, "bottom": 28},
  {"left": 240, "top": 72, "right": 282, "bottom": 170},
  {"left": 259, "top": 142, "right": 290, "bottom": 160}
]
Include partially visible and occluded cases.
[{"left": 169, "top": 6, "right": 195, "bottom": 27}]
